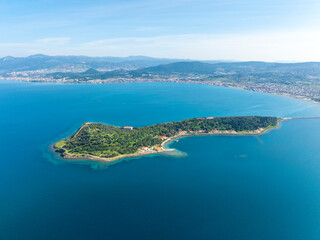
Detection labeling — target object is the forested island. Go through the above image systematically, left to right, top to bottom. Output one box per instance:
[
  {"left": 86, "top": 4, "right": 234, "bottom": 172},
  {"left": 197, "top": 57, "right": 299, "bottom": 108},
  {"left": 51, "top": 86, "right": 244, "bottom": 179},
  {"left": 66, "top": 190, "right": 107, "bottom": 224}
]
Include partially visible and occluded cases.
[{"left": 53, "top": 116, "right": 279, "bottom": 163}]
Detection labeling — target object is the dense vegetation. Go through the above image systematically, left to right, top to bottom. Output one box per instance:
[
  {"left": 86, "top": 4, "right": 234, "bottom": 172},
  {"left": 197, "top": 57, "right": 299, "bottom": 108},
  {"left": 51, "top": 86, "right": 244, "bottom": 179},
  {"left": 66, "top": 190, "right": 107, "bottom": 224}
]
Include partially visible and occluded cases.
[{"left": 55, "top": 116, "right": 278, "bottom": 159}]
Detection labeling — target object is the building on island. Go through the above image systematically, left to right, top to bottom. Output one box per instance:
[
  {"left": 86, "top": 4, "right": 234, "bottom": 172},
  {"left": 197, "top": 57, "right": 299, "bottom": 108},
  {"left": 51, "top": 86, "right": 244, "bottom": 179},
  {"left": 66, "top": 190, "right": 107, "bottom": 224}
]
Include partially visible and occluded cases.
[
  {"left": 123, "top": 126, "right": 133, "bottom": 130},
  {"left": 178, "top": 131, "right": 187, "bottom": 135},
  {"left": 158, "top": 136, "right": 167, "bottom": 140},
  {"left": 154, "top": 146, "right": 162, "bottom": 152}
]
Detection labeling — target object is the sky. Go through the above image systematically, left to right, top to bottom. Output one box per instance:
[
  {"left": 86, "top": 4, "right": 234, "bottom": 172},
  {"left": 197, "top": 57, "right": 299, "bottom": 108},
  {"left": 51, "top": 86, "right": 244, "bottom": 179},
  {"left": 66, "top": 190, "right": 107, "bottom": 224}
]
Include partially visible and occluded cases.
[{"left": 1, "top": 0, "right": 320, "bottom": 61}]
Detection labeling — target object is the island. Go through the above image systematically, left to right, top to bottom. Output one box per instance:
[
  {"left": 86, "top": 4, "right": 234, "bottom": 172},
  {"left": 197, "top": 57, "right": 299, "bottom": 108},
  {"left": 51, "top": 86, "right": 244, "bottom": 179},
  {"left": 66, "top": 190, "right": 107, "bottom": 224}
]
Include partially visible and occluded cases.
[{"left": 53, "top": 116, "right": 279, "bottom": 163}]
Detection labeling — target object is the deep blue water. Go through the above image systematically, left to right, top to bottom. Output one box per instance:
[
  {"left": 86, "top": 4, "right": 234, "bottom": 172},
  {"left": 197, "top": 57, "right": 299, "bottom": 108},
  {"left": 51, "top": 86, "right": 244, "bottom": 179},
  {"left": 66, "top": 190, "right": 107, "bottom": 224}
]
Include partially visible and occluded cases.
[{"left": 1, "top": 80, "right": 320, "bottom": 240}]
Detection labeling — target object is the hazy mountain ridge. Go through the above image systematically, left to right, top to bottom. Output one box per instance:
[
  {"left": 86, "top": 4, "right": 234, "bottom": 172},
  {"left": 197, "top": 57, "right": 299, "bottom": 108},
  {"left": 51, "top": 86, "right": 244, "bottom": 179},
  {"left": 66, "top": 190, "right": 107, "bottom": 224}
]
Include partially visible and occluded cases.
[
  {"left": 0, "top": 54, "right": 188, "bottom": 72},
  {"left": 45, "top": 60, "right": 320, "bottom": 79},
  {"left": 44, "top": 61, "right": 320, "bottom": 86},
  {"left": 137, "top": 61, "right": 320, "bottom": 74}
]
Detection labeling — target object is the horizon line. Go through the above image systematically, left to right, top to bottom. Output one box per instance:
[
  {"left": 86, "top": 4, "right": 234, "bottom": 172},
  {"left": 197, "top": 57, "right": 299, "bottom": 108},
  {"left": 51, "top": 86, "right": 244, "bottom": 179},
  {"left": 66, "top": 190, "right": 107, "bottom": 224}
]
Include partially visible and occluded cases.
[{"left": 1, "top": 53, "right": 319, "bottom": 64}]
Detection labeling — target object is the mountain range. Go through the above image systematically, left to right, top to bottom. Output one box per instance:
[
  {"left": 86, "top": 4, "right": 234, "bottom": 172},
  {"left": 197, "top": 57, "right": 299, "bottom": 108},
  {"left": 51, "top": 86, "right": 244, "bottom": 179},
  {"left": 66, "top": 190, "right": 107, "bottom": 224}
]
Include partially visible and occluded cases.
[{"left": 0, "top": 54, "right": 189, "bottom": 72}]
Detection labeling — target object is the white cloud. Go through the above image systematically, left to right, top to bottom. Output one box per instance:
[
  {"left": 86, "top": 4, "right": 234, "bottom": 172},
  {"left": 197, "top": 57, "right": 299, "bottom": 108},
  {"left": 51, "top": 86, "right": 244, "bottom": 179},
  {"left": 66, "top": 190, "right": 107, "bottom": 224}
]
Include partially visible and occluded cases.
[
  {"left": 74, "top": 29, "right": 320, "bottom": 61},
  {"left": 1, "top": 30, "right": 320, "bottom": 62},
  {"left": 0, "top": 37, "right": 71, "bottom": 56}
]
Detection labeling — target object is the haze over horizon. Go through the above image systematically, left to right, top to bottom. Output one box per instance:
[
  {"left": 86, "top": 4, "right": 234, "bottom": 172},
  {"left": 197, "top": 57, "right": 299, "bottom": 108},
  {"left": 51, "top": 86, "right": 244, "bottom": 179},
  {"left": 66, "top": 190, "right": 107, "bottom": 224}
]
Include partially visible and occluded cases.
[{"left": 1, "top": 0, "right": 320, "bottom": 61}]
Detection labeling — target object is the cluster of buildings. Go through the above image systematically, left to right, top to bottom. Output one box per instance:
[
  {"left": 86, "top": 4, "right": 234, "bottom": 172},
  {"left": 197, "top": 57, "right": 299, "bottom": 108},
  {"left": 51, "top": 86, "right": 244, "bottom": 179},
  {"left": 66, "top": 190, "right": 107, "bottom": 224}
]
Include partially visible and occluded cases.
[
  {"left": 2, "top": 70, "right": 320, "bottom": 102},
  {"left": 244, "top": 83, "right": 320, "bottom": 101},
  {"left": 139, "top": 146, "right": 163, "bottom": 153}
]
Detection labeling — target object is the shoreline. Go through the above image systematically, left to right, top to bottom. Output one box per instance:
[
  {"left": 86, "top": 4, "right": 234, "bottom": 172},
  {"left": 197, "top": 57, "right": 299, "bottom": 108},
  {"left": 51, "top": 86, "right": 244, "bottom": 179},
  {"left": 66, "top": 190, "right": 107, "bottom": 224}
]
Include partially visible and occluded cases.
[
  {"left": 1, "top": 78, "right": 319, "bottom": 105},
  {"left": 173, "top": 80, "right": 320, "bottom": 105},
  {"left": 53, "top": 120, "right": 282, "bottom": 164}
]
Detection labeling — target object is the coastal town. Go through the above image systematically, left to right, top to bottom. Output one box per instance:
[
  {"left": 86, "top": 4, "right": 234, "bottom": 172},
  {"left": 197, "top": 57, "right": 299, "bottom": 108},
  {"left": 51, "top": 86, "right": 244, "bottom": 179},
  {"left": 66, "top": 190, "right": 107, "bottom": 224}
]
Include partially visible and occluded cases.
[
  {"left": 2, "top": 56, "right": 320, "bottom": 103},
  {"left": 2, "top": 69, "right": 320, "bottom": 103}
]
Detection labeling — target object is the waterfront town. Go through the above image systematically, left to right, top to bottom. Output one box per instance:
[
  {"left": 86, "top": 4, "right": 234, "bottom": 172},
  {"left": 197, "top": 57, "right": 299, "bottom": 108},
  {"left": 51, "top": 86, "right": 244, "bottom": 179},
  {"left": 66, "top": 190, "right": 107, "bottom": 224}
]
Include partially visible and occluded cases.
[{"left": 2, "top": 70, "right": 320, "bottom": 103}]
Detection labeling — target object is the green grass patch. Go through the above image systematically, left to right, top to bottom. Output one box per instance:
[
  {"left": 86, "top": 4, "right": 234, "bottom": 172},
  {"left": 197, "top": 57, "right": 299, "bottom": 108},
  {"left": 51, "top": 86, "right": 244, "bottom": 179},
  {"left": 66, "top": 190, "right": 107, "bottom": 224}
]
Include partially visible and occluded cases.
[{"left": 55, "top": 140, "right": 66, "bottom": 148}]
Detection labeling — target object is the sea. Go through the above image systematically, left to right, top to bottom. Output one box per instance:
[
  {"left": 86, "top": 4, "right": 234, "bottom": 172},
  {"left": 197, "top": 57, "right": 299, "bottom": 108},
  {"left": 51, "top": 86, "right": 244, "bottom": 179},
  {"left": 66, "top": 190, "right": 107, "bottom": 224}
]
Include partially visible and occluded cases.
[{"left": 1, "top": 80, "right": 320, "bottom": 240}]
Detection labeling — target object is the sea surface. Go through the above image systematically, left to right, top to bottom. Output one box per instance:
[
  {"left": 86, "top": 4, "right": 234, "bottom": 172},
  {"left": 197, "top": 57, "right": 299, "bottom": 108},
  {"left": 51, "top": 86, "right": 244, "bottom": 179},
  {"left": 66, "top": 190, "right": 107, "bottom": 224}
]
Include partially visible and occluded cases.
[{"left": 1, "top": 80, "right": 320, "bottom": 240}]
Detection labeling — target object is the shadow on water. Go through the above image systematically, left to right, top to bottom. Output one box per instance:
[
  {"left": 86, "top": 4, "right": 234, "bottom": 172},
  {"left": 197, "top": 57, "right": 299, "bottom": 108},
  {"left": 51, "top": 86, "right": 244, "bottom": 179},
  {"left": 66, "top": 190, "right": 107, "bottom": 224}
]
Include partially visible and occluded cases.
[{"left": 43, "top": 146, "right": 188, "bottom": 170}]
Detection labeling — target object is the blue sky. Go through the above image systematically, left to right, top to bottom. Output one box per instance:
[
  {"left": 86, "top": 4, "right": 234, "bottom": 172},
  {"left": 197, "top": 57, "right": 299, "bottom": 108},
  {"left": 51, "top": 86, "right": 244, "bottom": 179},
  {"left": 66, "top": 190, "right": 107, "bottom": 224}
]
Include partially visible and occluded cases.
[{"left": 1, "top": 0, "right": 320, "bottom": 61}]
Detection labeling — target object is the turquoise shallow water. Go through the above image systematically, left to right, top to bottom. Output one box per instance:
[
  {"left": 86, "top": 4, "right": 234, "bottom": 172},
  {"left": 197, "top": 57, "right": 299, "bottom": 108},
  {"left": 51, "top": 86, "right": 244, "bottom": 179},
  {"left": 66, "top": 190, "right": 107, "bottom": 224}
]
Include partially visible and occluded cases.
[{"left": 1, "top": 80, "right": 320, "bottom": 239}]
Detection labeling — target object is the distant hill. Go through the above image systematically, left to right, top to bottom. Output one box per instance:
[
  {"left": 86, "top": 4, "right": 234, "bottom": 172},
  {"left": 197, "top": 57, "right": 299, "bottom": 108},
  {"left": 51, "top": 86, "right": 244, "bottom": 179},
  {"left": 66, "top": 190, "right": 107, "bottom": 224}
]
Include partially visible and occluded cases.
[
  {"left": 0, "top": 54, "right": 187, "bottom": 72},
  {"left": 2, "top": 54, "right": 320, "bottom": 75},
  {"left": 47, "top": 60, "right": 320, "bottom": 82},
  {"left": 136, "top": 61, "right": 320, "bottom": 75},
  {"left": 138, "top": 61, "right": 216, "bottom": 74},
  {"left": 48, "top": 68, "right": 127, "bottom": 81},
  {"left": 83, "top": 68, "right": 101, "bottom": 75}
]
